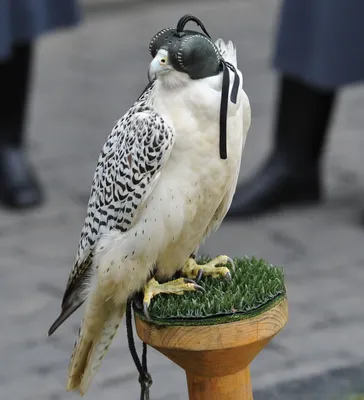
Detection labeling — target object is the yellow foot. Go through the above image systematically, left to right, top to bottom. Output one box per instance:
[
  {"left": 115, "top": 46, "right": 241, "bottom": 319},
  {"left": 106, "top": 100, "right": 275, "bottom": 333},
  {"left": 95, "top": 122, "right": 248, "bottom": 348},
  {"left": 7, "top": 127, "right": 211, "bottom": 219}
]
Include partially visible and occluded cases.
[
  {"left": 181, "top": 255, "right": 235, "bottom": 281},
  {"left": 143, "top": 277, "right": 204, "bottom": 318}
]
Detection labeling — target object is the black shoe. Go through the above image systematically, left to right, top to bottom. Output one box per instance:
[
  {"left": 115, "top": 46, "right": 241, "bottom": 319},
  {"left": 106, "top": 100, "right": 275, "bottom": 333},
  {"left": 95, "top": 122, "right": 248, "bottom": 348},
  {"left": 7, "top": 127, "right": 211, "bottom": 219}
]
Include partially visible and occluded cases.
[
  {"left": 0, "top": 43, "right": 42, "bottom": 209},
  {"left": 226, "top": 75, "right": 336, "bottom": 219},
  {"left": 0, "top": 146, "right": 43, "bottom": 209},
  {"left": 227, "top": 154, "right": 321, "bottom": 219}
]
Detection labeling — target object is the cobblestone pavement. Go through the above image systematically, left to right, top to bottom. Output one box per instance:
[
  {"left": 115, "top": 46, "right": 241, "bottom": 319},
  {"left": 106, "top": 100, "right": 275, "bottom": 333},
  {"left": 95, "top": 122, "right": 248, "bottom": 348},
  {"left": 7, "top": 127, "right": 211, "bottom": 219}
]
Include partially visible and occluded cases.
[{"left": 2, "top": 0, "right": 364, "bottom": 399}]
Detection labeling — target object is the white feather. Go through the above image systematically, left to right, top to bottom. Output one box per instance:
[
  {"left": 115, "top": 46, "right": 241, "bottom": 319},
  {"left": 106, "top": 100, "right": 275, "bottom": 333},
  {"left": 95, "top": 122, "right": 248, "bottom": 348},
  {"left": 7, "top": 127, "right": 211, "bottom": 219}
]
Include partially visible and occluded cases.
[{"left": 215, "top": 38, "right": 237, "bottom": 65}]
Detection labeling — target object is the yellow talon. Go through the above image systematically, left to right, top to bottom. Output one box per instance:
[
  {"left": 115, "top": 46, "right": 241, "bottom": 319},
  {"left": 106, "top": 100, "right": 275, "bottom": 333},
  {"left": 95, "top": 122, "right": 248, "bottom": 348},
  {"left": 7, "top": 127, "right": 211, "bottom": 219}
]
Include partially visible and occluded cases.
[
  {"left": 181, "top": 255, "right": 235, "bottom": 281},
  {"left": 142, "top": 277, "right": 204, "bottom": 318}
]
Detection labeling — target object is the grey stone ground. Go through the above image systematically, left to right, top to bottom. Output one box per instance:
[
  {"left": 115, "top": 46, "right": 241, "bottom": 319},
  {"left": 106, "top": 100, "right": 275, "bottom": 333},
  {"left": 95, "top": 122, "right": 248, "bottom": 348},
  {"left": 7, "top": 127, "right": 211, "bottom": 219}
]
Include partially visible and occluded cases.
[
  {"left": 2, "top": 0, "right": 364, "bottom": 399},
  {"left": 254, "top": 361, "right": 364, "bottom": 400}
]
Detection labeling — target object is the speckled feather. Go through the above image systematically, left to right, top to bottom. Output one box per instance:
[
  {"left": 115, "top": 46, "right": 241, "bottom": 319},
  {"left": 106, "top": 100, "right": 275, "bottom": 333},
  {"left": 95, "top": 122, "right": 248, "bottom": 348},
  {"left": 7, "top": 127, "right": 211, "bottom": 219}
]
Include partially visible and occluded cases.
[{"left": 61, "top": 83, "right": 174, "bottom": 313}]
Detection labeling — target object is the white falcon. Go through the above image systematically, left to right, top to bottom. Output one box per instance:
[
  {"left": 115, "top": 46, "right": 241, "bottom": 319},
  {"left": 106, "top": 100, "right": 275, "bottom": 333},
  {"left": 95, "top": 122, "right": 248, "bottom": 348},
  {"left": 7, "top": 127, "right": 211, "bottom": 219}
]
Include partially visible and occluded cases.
[{"left": 48, "top": 15, "right": 251, "bottom": 395}]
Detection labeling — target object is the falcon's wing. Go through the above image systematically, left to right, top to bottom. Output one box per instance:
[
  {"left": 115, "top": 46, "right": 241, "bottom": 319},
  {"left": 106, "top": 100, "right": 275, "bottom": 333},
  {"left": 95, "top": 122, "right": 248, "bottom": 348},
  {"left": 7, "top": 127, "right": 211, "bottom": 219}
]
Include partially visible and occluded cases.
[{"left": 48, "top": 91, "right": 174, "bottom": 335}]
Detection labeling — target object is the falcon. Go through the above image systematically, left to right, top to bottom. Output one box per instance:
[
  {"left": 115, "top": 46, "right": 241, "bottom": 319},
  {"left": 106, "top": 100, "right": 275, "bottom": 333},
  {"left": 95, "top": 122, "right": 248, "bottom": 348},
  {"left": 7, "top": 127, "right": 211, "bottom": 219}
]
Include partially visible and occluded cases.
[{"left": 48, "top": 15, "right": 251, "bottom": 395}]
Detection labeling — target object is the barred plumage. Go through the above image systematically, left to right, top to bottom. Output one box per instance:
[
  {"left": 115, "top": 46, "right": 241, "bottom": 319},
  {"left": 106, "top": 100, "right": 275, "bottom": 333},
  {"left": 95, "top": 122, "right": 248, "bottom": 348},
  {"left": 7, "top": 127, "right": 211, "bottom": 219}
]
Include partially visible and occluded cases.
[{"left": 49, "top": 83, "right": 174, "bottom": 334}]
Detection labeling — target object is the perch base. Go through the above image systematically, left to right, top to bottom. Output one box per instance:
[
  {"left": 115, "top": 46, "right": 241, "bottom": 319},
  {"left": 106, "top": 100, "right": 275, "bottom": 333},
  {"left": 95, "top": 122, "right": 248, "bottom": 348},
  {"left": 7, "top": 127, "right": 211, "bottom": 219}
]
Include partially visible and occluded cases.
[
  {"left": 135, "top": 298, "right": 288, "bottom": 400},
  {"left": 186, "top": 368, "right": 252, "bottom": 400}
]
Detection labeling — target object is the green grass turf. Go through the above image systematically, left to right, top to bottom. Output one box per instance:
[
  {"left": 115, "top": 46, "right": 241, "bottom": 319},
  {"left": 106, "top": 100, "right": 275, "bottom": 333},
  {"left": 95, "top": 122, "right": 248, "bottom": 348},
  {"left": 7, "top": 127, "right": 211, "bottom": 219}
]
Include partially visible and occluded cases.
[{"left": 134, "top": 257, "right": 286, "bottom": 326}]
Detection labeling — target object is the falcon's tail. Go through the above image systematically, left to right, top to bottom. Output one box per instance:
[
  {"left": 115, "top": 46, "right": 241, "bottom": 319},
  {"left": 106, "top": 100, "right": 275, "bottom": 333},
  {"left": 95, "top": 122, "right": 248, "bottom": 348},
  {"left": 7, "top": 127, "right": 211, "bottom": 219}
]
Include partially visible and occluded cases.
[
  {"left": 215, "top": 38, "right": 237, "bottom": 66},
  {"left": 67, "top": 292, "right": 126, "bottom": 396}
]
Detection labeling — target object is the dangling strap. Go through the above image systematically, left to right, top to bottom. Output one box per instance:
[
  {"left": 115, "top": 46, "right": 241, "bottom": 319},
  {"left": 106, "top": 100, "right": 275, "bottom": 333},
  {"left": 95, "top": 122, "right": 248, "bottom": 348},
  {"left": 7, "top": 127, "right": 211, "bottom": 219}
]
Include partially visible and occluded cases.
[{"left": 219, "top": 61, "right": 240, "bottom": 159}]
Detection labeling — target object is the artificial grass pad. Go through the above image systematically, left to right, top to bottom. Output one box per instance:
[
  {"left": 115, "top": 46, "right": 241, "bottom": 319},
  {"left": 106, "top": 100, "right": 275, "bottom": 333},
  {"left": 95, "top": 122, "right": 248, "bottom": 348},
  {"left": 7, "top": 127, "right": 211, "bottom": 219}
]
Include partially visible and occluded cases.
[{"left": 135, "top": 257, "right": 286, "bottom": 326}]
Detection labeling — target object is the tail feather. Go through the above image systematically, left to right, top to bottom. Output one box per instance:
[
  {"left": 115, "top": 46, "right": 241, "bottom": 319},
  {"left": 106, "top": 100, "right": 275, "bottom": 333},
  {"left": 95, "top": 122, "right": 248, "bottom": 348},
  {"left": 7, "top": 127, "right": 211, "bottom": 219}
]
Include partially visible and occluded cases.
[{"left": 67, "top": 294, "right": 126, "bottom": 395}]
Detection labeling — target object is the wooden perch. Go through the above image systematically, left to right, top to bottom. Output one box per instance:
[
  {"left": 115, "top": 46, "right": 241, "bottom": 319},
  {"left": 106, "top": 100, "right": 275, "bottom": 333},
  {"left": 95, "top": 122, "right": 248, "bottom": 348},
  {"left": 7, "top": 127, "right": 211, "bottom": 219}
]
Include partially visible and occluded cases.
[{"left": 135, "top": 297, "right": 288, "bottom": 399}]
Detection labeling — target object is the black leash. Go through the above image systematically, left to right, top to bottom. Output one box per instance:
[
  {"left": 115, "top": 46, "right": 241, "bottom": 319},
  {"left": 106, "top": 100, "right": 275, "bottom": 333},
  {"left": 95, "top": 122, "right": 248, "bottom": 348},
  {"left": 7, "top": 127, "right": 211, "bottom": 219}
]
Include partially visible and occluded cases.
[{"left": 126, "top": 300, "right": 152, "bottom": 400}]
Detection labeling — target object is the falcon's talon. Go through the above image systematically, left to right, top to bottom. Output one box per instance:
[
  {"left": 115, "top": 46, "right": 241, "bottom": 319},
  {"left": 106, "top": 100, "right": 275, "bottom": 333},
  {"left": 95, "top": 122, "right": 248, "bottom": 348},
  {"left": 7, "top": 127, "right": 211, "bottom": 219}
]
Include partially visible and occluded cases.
[
  {"left": 181, "top": 255, "right": 235, "bottom": 281},
  {"left": 227, "top": 257, "right": 236, "bottom": 272},
  {"left": 196, "top": 269, "right": 204, "bottom": 282},
  {"left": 142, "top": 276, "right": 205, "bottom": 314},
  {"left": 183, "top": 278, "right": 196, "bottom": 284},
  {"left": 183, "top": 278, "right": 205, "bottom": 292},
  {"left": 193, "top": 283, "right": 206, "bottom": 293},
  {"left": 143, "top": 302, "right": 150, "bottom": 320}
]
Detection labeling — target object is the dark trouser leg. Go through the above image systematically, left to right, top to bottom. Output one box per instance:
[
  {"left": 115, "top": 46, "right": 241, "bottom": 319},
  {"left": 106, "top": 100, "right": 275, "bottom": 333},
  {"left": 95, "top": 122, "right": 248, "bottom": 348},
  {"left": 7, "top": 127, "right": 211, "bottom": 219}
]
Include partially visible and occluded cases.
[
  {"left": 0, "top": 43, "right": 43, "bottom": 209},
  {"left": 227, "top": 75, "right": 336, "bottom": 219}
]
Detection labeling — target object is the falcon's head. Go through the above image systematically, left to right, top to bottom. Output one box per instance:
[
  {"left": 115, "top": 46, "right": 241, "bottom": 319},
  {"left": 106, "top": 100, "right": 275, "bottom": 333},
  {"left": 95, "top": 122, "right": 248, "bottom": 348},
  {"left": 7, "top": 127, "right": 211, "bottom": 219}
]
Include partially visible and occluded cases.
[
  {"left": 148, "top": 15, "right": 222, "bottom": 87},
  {"left": 148, "top": 15, "right": 240, "bottom": 160}
]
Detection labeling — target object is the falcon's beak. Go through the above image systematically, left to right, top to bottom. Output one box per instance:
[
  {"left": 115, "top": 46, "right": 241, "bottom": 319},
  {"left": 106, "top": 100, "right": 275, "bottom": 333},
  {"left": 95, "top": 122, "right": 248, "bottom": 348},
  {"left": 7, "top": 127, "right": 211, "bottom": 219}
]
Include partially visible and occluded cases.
[{"left": 148, "top": 50, "right": 170, "bottom": 82}]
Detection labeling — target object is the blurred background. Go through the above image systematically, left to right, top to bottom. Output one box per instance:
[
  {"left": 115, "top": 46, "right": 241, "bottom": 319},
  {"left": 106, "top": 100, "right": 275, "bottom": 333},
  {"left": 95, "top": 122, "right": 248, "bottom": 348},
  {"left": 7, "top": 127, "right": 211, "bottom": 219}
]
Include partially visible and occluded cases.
[{"left": 2, "top": 0, "right": 364, "bottom": 399}]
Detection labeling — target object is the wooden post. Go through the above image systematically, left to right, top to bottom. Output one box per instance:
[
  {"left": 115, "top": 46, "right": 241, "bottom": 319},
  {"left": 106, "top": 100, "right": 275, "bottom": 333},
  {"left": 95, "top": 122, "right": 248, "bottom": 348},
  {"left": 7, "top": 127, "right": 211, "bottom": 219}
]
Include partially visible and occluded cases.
[{"left": 135, "top": 298, "right": 288, "bottom": 400}]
